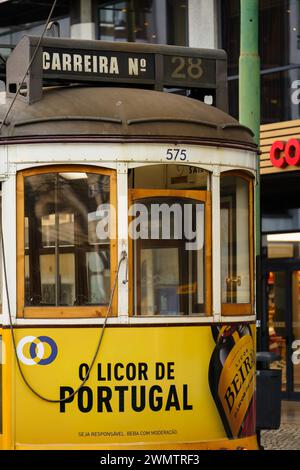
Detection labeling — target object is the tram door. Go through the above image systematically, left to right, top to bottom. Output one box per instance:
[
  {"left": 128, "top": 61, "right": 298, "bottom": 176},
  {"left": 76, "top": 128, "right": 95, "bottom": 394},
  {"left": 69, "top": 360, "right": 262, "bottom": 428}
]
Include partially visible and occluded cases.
[{"left": 264, "top": 265, "right": 300, "bottom": 399}]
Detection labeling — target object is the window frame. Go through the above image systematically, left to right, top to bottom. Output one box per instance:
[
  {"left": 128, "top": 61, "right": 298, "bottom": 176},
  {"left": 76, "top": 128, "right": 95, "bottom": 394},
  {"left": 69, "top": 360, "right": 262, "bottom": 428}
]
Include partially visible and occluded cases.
[
  {"left": 17, "top": 165, "right": 117, "bottom": 319},
  {"left": 220, "top": 170, "right": 254, "bottom": 316},
  {"left": 128, "top": 188, "right": 212, "bottom": 317}
]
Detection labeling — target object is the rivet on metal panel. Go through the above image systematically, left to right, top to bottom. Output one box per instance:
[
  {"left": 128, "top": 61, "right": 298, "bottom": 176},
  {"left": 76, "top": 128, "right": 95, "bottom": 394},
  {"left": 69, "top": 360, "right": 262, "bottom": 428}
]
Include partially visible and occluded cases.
[{"left": 117, "top": 162, "right": 127, "bottom": 174}]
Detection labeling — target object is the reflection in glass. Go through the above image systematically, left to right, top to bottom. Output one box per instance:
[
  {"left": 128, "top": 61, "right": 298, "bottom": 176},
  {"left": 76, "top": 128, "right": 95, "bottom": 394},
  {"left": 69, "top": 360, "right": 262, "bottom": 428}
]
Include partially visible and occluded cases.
[
  {"left": 98, "top": 0, "right": 187, "bottom": 45},
  {"left": 129, "top": 164, "right": 209, "bottom": 190},
  {"left": 24, "top": 171, "right": 111, "bottom": 306},
  {"left": 220, "top": 175, "right": 250, "bottom": 304},
  {"left": 133, "top": 197, "right": 205, "bottom": 316},
  {"left": 267, "top": 271, "right": 287, "bottom": 392}
]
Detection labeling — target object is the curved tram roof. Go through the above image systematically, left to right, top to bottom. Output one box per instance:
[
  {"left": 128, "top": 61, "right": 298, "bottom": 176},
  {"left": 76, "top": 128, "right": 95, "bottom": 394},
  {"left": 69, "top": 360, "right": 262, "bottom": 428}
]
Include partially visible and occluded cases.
[{"left": 0, "top": 86, "right": 256, "bottom": 151}]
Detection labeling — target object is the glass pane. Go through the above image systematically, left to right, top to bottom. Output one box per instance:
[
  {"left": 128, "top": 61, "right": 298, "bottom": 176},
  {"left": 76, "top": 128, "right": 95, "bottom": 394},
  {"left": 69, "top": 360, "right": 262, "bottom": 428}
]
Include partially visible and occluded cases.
[
  {"left": 98, "top": 0, "right": 187, "bottom": 45},
  {"left": 99, "top": 0, "right": 155, "bottom": 43},
  {"left": 130, "top": 164, "right": 209, "bottom": 190},
  {"left": 24, "top": 171, "right": 112, "bottom": 306},
  {"left": 221, "top": 175, "right": 250, "bottom": 304},
  {"left": 133, "top": 197, "right": 205, "bottom": 316},
  {"left": 140, "top": 247, "right": 180, "bottom": 315},
  {"left": 86, "top": 250, "right": 110, "bottom": 304},
  {"left": 267, "top": 271, "right": 287, "bottom": 392},
  {"left": 292, "top": 271, "right": 300, "bottom": 392}
]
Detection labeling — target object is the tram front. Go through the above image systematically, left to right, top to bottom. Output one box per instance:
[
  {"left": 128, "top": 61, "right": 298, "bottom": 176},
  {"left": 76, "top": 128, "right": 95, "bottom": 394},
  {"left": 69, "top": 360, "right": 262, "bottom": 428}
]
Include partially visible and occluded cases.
[{"left": 0, "top": 37, "right": 258, "bottom": 450}]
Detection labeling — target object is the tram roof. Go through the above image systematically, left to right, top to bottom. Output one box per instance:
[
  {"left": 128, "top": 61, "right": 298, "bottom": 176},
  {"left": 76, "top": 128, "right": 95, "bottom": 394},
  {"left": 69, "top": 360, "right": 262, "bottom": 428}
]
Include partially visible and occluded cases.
[{"left": 0, "top": 86, "right": 256, "bottom": 150}]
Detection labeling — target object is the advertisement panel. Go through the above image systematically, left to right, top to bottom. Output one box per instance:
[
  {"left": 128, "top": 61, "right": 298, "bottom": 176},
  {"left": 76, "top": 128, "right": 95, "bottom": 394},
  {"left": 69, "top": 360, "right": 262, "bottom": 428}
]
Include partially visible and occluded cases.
[{"left": 13, "top": 325, "right": 255, "bottom": 446}]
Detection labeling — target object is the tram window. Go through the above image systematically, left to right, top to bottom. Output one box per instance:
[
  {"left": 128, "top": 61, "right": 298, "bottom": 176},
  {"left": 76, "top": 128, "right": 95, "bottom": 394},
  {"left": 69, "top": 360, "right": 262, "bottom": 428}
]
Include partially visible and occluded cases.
[
  {"left": 129, "top": 164, "right": 209, "bottom": 190},
  {"left": 18, "top": 167, "right": 117, "bottom": 317},
  {"left": 220, "top": 173, "right": 253, "bottom": 315},
  {"left": 130, "top": 193, "right": 211, "bottom": 317}
]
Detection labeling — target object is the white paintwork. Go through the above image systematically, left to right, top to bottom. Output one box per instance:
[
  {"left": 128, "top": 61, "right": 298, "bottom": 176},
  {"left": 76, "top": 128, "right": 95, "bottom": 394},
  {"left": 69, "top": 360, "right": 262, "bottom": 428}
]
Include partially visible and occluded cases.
[
  {"left": 4, "top": 143, "right": 256, "bottom": 172},
  {"left": 117, "top": 165, "right": 129, "bottom": 321},
  {"left": 211, "top": 168, "right": 221, "bottom": 318},
  {"left": 1, "top": 174, "right": 17, "bottom": 324}
]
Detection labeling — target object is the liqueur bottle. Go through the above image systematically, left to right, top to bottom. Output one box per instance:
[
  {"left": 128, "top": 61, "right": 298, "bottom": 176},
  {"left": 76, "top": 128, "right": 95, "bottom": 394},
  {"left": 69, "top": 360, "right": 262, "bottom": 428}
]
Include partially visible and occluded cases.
[{"left": 208, "top": 324, "right": 256, "bottom": 439}]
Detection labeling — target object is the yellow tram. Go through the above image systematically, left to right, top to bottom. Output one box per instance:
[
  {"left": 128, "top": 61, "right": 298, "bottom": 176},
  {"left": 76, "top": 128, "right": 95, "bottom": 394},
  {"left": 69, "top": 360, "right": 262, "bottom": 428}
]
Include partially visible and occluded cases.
[{"left": 0, "top": 36, "right": 258, "bottom": 450}]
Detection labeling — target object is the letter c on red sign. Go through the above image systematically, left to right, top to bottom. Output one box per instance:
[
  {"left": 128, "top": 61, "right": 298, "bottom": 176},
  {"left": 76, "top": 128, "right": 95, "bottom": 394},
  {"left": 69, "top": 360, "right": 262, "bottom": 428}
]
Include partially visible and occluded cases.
[
  {"left": 285, "top": 138, "right": 300, "bottom": 166},
  {"left": 270, "top": 141, "right": 286, "bottom": 168}
]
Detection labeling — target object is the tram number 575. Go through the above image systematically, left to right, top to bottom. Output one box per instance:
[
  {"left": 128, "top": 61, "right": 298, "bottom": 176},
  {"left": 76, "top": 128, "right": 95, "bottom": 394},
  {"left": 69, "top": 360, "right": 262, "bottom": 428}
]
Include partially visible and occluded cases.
[{"left": 166, "top": 149, "right": 187, "bottom": 161}]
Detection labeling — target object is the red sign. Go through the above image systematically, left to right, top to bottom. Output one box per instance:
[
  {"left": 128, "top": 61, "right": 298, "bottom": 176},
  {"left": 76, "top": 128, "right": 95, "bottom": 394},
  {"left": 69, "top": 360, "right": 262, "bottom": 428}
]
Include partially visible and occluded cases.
[{"left": 270, "top": 139, "right": 300, "bottom": 168}]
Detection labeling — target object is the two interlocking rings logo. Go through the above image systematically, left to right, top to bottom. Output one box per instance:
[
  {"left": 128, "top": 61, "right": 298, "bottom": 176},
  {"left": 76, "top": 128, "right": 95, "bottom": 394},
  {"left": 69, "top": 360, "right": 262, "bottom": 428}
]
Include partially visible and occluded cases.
[{"left": 17, "top": 336, "right": 58, "bottom": 366}]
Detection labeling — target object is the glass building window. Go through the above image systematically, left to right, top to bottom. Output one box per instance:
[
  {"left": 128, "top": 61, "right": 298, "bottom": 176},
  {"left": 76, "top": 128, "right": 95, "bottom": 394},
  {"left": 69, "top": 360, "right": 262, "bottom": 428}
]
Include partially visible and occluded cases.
[
  {"left": 98, "top": 0, "right": 188, "bottom": 45},
  {"left": 222, "top": 0, "right": 300, "bottom": 123},
  {"left": 18, "top": 167, "right": 117, "bottom": 318},
  {"left": 220, "top": 173, "right": 253, "bottom": 314}
]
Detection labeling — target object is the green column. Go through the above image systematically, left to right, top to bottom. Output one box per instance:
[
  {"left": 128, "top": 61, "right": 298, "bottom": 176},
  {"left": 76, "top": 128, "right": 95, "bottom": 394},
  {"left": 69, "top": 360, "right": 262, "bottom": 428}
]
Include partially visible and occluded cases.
[
  {"left": 239, "top": 0, "right": 262, "bottom": 346},
  {"left": 239, "top": 0, "right": 260, "bottom": 253}
]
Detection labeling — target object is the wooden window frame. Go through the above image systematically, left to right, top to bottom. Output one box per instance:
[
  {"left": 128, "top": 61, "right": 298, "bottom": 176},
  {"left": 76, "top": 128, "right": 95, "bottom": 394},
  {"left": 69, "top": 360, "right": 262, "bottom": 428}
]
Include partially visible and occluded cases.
[
  {"left": 17, "top": 165, "right": 117, "bottom": 319},
  {"left": 220, "top": 171, "right": 254, "bottom": 316},
  {"left": 128, "top": 189, "right": 212, "bottom": 317}
]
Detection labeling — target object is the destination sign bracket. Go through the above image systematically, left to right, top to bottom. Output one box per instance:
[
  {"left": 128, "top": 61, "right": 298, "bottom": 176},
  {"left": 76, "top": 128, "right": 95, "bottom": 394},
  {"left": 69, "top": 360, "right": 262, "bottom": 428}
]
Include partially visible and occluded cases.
[{"left": 6, "top": 35, "right": 228, "bottom": 111}]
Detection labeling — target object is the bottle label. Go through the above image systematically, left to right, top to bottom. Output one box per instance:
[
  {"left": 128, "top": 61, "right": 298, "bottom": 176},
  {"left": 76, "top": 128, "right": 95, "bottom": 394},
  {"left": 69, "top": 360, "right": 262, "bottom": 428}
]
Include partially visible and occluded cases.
[{"left": 217, "top": 334, "right": 255, "bottom": 437}]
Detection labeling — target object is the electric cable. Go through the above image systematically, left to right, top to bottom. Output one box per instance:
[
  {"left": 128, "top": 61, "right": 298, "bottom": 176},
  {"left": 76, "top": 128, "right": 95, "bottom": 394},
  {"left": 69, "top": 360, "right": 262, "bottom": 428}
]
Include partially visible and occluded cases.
[
  {"left": 0, "top": 0, "right": 58, "bottom": 134},
  {"left": 0, "top": 0, "right": 128, "bottom": 404},
  {"left": 1, "top": 214, "right": 127, "bottom": 403}
]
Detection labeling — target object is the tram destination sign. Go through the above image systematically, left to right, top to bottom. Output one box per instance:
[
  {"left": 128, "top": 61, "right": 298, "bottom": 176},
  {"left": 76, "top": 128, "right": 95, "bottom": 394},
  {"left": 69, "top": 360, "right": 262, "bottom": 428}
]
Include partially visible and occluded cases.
[
  {"left": 6, "top": 36, "right": 228, "bottom": 110},
  {"left": 42, "top": 47, "right": 156, "bottom": 81},
  {"left": 42, "top": 47, "right": 216, "bottom": 87}
]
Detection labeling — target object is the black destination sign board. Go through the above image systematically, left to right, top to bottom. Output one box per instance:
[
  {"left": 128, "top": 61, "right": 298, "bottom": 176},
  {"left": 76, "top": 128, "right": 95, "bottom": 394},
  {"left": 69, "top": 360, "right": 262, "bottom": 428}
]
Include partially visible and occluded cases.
[
  {"left": 6, "top": 36, "right": 227, "bottom": 109},
  {"left": 42, "top": 47, "right": 155, "bottom": 82}
]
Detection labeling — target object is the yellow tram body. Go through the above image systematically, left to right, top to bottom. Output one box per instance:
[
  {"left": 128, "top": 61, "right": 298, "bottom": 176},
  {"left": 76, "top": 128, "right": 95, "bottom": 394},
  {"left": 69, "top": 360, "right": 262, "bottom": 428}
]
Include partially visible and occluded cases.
[{"left": 0, "top": 38, "right": 258, "bottom": 450}]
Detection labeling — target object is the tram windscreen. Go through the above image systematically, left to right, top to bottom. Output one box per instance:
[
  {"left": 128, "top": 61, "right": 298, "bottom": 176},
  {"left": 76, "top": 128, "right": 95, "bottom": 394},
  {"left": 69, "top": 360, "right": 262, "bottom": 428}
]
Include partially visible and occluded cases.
[
  {"left": 24, "top": 171, "right": 111, "bottom": 307},
  {"left": 132, "top": 197, "right": 205, "bottom": 316}
]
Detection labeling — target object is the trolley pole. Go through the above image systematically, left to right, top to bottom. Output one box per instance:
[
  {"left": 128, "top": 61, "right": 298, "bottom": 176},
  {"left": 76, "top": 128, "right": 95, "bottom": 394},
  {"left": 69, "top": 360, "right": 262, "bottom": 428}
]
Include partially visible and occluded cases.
[{"left": 239, "top": 1, "right": 262, "bottom": 348}]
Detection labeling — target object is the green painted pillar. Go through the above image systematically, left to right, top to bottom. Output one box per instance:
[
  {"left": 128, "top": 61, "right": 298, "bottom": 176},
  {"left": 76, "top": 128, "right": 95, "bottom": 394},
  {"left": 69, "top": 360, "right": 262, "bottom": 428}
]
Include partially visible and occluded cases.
[
  {"left": 239, "top": 0, "right": 262, "bottom": 343},
  {"left": 239, "top": 0, "right": 260, "bottom": 253},
  {"left": 239, "top": 0, "right": 260, "bottom": 145}
]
